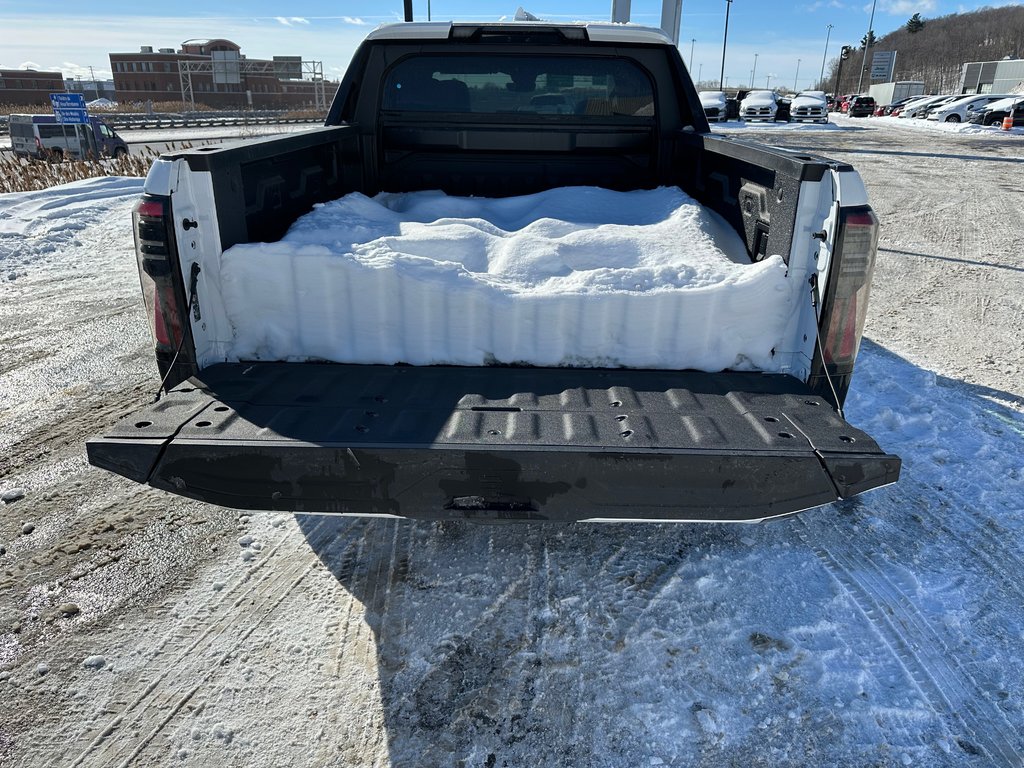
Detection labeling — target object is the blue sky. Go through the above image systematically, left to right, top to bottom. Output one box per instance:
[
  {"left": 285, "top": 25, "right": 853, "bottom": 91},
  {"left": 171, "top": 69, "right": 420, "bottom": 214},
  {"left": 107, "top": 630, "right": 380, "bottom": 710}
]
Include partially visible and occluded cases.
[{"left": 1, "top": 0, "right": 1021, "bottom": 89}]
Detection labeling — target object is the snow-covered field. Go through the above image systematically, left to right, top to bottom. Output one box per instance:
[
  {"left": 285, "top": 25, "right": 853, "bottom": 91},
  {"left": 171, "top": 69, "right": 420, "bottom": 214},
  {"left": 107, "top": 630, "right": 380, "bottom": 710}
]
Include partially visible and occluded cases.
[{"left": 1, "top": 118, "right": 1023, "bottom": 767}]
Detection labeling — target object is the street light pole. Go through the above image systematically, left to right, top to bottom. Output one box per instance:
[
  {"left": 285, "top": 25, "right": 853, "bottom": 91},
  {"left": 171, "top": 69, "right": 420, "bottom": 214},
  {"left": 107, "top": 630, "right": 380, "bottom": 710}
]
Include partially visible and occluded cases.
[
  {"left": 719, "top": 0, "right": 732, "bottom": 90},
  {"left": 857, "top": 0, "right": 877, "bottom": 92},
  {"left": 820, "top": 23, "right": 833, "bottom": 85},
  {"left": 690, "top": 38, "right": 696, "bottom": 71},
  {"left": 751, "top": 52, "right": 758, "bottom": 88},
  {"left": 794, "top": 58, "right": 801, "bottom": 91},
  {"left": 766, "top": 73, "right": 773, "bottom": 89}
]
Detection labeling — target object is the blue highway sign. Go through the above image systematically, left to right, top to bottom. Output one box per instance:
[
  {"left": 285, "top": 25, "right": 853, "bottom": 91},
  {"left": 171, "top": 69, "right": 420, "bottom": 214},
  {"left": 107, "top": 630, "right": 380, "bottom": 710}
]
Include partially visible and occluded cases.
[
  {"left": 50, "top": 93, "right": 86, "bottom": 109},
  {"left": 54, "top": 107, "right": 89, "bottom": 124}
]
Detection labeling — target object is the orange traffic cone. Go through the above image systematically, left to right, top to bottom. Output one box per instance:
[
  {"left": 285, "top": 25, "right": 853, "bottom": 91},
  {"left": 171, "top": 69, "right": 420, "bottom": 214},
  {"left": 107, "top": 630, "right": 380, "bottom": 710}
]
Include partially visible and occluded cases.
[{"left": 1002, "top": 115, "right": 1013, "bottom": 131}]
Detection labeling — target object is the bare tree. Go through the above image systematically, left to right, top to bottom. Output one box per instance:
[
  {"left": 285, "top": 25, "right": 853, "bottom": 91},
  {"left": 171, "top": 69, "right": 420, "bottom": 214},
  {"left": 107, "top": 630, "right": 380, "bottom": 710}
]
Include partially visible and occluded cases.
[{"left": 818, "top": 6, "right": 1024, "bottom": 95}]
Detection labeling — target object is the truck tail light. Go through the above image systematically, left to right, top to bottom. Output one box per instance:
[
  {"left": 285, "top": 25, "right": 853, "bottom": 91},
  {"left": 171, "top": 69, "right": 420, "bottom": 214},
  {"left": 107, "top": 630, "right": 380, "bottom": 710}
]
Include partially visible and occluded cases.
[
  {"left": 133, "top": 195, "right": 185, "bottom": 352},
  {"left": 809, "top": 207, "right": 879, "bottom": 408}
]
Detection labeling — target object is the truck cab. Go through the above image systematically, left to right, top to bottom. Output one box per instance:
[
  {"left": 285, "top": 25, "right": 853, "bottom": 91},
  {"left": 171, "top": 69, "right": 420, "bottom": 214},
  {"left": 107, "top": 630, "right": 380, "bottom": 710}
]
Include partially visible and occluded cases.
[{"left": 9, "top": 114, "right": 128, "bottom": 160}]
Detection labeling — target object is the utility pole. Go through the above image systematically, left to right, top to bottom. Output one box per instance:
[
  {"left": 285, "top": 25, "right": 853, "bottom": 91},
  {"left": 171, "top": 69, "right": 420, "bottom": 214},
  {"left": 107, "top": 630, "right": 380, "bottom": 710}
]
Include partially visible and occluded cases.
[
  {"left": 720, "top": 0, "right": 732, "bottom": 90},
  {"left": 856, "top": 0, "right": 877, "bottom": 92},
  {"left": 820, "top": 23, "right": 833, "bottom": 86},
  {"left": 690, "top": 38, "right": 696, "bottom": 71},
  {"left": 834, "top": 45, "right": 850, "bottom": 97},
  {"left": 751, "top": 53, "right": 758, "bottom": 88},
  {"left": 794, "top": 58, "right": 801, "bottom": 91},
  {"left": 766, "top": 73, "right": 773, "bottom": 89}
]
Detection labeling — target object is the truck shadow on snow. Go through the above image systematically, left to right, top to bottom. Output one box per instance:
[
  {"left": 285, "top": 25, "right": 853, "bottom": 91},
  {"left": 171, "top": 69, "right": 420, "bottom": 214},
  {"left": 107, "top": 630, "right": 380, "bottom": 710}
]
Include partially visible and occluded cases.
[{"left": 293, "top": 340, "right": 1024, "bottom": 766}]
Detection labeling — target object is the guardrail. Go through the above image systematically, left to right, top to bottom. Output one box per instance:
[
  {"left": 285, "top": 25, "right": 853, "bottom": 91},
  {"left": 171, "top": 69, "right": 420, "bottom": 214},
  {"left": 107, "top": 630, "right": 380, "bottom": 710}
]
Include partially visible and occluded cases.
[{"left": 0, "top": 111, "right": 325, "bottom": 137}]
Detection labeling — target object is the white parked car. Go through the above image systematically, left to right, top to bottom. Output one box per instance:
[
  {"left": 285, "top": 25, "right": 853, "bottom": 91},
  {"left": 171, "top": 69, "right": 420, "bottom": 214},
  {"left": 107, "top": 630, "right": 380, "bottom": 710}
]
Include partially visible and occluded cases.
[
  {"left": 698, "top": 90, "right": 728, "bottom": 122},
  {"left": 740, "top": 90, "right": 777, "bottom": 121},
  {"left": 789, "top": 91, "right": 828, "bottom": 123},
  {"left": 888, "top": 94, "right": 935, "bottom": 116},
  {"left": 900, "top": 94, "right": 955, "bottom": 118},
  {"left": 928, "top": 94, "right": 1017, "bottom": 122}
]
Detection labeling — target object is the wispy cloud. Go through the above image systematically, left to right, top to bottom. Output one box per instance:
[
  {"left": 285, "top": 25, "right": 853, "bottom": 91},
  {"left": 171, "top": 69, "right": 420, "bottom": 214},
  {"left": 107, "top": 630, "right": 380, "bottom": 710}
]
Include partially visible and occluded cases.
[
  {"left": 877, "top": 0, "right": 935, "bottom": 14},
  {"left": 0, "top": 14, "right": 375, "bottom": 76},
  {"left": 339, "top": 16, "right": 367, "bottom": 26}
]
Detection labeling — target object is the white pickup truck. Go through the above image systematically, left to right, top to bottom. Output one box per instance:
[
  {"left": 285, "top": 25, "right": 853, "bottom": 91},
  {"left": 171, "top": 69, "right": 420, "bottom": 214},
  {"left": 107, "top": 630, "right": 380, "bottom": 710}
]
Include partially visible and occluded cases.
[{"left": 87, "top": 21, "right": 899, "bottom": 522}]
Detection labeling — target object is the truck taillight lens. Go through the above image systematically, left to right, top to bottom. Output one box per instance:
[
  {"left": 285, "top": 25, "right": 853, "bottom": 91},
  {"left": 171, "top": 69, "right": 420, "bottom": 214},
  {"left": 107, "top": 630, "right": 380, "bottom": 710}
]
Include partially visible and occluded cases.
[
  {"left": 133, "top": 195, "right": 183, "bottom": 351},
  {"left": 808, "top": 207, "right": 879, "bottom": 409},
  {"left": 821, "top": 209, "right": 878, "bottom": 368}
]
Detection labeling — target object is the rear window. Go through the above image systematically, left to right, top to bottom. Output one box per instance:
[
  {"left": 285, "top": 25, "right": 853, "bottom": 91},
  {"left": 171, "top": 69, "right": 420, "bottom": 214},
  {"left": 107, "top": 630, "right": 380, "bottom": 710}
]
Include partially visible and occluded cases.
[
  {"left": 382, "top": 55, "right": 655, "bottom": 119},
  {"left": 10, "top": 122, "right": 34, "bottom": 139}
]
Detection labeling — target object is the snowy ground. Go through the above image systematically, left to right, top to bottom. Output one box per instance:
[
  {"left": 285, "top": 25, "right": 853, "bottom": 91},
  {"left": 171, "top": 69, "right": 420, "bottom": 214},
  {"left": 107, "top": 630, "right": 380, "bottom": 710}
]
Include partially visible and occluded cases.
[
  {"left": 712, "top": 111, "right": 1024, "bottom": 138},
  {"left": 1, "top": 118, "right": 1023, "bottom": 767}
]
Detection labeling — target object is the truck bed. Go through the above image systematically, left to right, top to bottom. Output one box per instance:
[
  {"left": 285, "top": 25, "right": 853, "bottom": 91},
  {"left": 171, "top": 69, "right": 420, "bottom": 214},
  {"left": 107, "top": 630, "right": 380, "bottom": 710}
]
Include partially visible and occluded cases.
[{"left": 87, "top": 364, "right": 899, "bottom": 522}]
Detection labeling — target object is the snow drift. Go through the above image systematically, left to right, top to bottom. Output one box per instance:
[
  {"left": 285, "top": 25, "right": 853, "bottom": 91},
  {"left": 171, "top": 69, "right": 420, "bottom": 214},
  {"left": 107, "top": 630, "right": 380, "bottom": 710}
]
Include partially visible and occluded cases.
[{"left": 219, "top": 186, "right": 802, "bottom": 371}]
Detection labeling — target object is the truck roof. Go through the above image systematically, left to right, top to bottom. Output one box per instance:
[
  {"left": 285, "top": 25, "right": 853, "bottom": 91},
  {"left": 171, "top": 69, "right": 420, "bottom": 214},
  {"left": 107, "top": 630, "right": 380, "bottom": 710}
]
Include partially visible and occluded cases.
[
  {"left": 364, "top": 21, "right": 672, "bottom": 45},
  {"left": 10, "top": 113, "right": 102, "bottom": 125}
]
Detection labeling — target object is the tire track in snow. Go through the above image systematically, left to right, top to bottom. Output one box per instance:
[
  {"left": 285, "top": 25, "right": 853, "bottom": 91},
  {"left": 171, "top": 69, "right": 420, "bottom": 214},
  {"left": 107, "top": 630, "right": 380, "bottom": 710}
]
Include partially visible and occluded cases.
[
  {"left": 45, "top": 517, "right": 340, "bottom": 768},
  {"left": 797, "top": 518, "right": 1024, "bottom": 766}
]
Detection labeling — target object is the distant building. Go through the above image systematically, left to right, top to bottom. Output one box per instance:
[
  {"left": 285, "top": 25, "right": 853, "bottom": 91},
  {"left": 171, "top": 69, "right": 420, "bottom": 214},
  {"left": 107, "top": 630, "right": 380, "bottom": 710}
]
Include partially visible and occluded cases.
[
  {"left": 108, "top": 39, "right": 336, "bottom": 109},
  {"left": 959, "top": 59, "right": 1024, "bottom": 94},
  {"left": 0, "top": 69, "right": 65, "bottom": 106},
  {"left": 65, "top": 78, "right": 117, "bottom": 102}
]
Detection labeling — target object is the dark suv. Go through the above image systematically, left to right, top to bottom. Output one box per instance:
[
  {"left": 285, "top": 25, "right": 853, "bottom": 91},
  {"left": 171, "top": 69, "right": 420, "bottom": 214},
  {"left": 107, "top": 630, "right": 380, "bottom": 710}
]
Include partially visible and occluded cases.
[{"left": 848, "top": 96, "right": 876, "bottom": 117}]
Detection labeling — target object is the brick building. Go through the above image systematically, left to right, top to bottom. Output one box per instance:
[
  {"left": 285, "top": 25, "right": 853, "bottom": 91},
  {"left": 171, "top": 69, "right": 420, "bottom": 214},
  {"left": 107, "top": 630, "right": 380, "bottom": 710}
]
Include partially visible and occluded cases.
[
  {"left": 109, "top": 39, "right": 334, "bottom": 109},
  {"left": 0, "top": 69, "right": 66, "bottom": 106}
]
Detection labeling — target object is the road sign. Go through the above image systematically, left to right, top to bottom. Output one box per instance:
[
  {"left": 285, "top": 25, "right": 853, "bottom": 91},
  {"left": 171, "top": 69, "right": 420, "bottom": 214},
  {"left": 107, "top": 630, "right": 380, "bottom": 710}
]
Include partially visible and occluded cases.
[
  {"left": 870, "top": 51, "right": 897, "bottom": 81},
  {"left": 50, "top": 92, "right": 86, "bottom": 109},
  {"left": 53, "top": 107, "right": 89, "bottom": 124}
]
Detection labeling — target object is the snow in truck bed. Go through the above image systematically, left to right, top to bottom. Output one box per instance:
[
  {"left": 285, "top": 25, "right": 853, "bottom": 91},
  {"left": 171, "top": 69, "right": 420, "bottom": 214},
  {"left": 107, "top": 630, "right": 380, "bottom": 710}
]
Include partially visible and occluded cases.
[{"left": 219, "top": 186, "right": 803, "bottom": 371}]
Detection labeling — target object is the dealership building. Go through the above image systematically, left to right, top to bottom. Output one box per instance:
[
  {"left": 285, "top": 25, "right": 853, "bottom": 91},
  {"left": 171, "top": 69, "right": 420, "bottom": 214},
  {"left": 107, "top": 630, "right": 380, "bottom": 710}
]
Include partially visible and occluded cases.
[
  {"left": 108, "top": 39, "right": 334, "bottom": 109},
  {"left": 960, "top": 58, "right": 1024, "bottom": 94}
]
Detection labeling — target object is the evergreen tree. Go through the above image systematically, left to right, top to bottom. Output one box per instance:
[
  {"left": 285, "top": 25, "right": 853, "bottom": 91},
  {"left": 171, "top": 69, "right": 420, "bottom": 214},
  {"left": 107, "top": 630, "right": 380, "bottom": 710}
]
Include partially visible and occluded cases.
[
  {"left": 906, "top": 13, "right": 925, "bottom": 33},
  {"left": 860, "top": 30, "right": 877, "bottom": 48}
]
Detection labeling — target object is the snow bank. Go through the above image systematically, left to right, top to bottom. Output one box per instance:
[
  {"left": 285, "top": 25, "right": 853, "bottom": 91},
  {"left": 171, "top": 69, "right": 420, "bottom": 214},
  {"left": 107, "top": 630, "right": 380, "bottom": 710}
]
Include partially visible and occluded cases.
[
  {"left": 0, "top": 177, "right": 144, "bottom": 281},
  {"left": 220, "top": 186, "right": 802, "bottom": 371}
]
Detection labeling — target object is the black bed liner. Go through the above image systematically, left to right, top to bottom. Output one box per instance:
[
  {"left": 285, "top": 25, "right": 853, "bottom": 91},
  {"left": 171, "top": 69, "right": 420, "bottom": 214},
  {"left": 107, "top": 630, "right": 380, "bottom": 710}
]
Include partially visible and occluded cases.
[{"left": 87, "top": 363, "right": 900, "bottom": 522}]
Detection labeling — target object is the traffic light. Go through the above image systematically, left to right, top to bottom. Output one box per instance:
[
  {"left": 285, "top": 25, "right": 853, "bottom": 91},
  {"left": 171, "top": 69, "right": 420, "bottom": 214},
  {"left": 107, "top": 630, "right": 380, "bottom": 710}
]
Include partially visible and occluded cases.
[{"left": 840, "top": 45, "right": 852, "bottom": 60}]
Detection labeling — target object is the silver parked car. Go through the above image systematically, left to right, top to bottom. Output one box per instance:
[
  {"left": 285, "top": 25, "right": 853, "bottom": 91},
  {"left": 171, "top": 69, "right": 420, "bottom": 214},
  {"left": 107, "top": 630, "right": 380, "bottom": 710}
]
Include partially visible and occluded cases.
[
  {"left": 699, "top": 90, "right": 728, "bottom": 122},
  {"left": 740, "top": 90, "right": 778, "bottom": 121},
  {"left": 789, "top": 91, "right": 829, "bottom": 123}
]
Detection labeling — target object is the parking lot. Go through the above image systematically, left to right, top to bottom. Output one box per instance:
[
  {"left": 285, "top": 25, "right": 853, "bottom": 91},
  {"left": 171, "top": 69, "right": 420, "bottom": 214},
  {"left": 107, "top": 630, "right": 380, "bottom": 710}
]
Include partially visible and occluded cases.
[{"left": 1, "top": 117, "right": 1023, "bottom": 767}]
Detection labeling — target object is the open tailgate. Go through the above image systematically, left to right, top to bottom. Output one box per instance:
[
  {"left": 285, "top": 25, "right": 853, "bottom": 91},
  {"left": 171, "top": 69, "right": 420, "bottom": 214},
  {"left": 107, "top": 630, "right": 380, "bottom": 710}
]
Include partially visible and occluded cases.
[{"left": 87, "top": 363, "right": 900, "bottom": 522}]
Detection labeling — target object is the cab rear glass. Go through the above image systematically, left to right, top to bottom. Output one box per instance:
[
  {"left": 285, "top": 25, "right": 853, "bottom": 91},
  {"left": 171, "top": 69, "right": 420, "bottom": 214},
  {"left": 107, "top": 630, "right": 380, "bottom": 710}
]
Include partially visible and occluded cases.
[{"left": 382, "top": 54, "right": 655, "bottom": 119}]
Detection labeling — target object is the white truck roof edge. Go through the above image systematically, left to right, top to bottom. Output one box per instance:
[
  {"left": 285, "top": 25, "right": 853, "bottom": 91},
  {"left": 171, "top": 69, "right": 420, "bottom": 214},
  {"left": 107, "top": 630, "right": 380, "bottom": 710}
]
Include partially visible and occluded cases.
[{"left": 366, "top": 20, "right": 672, "bottom": 45}]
